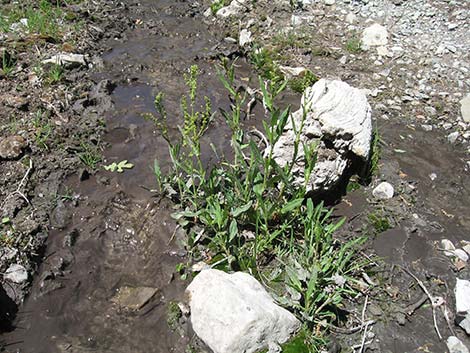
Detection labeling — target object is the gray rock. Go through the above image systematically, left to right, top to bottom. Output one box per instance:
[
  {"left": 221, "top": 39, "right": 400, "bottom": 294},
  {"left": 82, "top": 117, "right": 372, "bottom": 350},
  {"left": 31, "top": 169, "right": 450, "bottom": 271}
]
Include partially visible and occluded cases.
[
  {"left": 345, "top": 13, "right": 357, "bottom": 24},
  {"left": 362, "top": 24, "right": 388, "bottom": 49},
  {"left": 271, "top": 79, "right": 372, "bottom": 192},
  {"left": 460, "top": 94, "right": 470, "bottom": 123},
  {"left": 448, "top": 131, "right": 460, "bottom": 144},
  {"left": 0, "top": 135, "right": 27, "bottom": 160},
  {"left": 372, "top": 182, "right": 394, "bottom": 200},
  {"left": 51, "top": 200, "right": 71, "bottom": 230},
  {"left": 441, "top": 239, "right": 456, "bottom": 257},
  {"left": 454, "top": 249, "right": 469, "bottom": 262},
  {"left": 4, "top": 264, "right": 28, "bottom": 284},
  {"left": 186, "top": 269, "right": 300, "bottom": 353},
  {"left": 455, "top": 279, "right": 470, "bottom": 334},
  {"left": 111, "top": 286, "right": 158, "bottom": 310},
  {"left": 447, "top": 336, "right": 469, "bottom": 353}
]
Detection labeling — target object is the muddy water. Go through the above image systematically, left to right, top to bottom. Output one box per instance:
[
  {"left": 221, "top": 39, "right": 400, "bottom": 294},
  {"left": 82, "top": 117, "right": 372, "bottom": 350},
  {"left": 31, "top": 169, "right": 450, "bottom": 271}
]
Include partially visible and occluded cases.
[
  {"left": 3, "top": 0, "right": 470, "bottom": 352},
  {"left": 2, "top": 1, "right": 227, "bottom": 352},
  {"left": 336, "top": 120, "right": 470, "bottom": 352}
]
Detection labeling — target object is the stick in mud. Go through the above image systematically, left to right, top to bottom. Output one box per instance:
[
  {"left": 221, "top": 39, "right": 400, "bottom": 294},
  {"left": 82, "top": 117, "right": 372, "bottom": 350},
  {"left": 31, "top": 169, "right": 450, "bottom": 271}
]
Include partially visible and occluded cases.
[
  {"left": 1, "top": 159, "right": 34, "bottom": 210},
  {"left": 400, "top": 266, "right": 443, "bottom": 340}
]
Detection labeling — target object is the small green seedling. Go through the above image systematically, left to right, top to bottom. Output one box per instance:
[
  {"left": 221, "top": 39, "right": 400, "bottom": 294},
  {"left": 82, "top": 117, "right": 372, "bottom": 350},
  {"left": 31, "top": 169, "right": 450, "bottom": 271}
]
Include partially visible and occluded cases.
[
  {"left": 103, "top": 160, "right": 134, "bottom": 173},
  {"left": 1, "top": 217, "right": 11, "bottom": 225}
]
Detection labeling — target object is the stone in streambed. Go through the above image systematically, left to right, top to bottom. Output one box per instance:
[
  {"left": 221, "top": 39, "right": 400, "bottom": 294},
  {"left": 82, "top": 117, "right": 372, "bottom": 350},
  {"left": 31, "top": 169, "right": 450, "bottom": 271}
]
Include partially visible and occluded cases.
[
  {"left": 271, "top": 79, "right": 372, "bottom": 193},
  {"left": 372, "top": 182, "right": 394, "bottom": 200},
  {"left": 4, "top": 264, "right": 28, "bottom": 284},
  {"left": 186, "top": 269, "right": 300, "bottom": 353},
  {"left": 455, "top": 279, "right": 470, "bottom": 334},
  {"left": 111, "top": 286, "right": 158, "bottom": 310},
  {"left": 447, "top": 336, "right": 469, "bottom": 353}
]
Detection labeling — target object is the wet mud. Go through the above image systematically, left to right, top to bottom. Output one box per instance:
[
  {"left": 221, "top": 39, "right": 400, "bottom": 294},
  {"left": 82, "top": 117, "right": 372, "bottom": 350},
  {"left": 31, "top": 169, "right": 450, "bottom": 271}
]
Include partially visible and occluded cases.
[{"left": 1, "top": 0, "right": 470, "bottom": 352}]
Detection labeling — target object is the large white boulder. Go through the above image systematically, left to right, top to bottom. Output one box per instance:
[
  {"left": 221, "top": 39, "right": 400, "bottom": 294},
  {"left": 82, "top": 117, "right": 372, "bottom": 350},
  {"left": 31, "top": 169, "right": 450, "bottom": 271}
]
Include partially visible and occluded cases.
[
  {"left": 271, "top": 79, "right": 372, "bottom": 192},
  {"left": 186, "top": 269, "right": 300, "bottom": 353}
]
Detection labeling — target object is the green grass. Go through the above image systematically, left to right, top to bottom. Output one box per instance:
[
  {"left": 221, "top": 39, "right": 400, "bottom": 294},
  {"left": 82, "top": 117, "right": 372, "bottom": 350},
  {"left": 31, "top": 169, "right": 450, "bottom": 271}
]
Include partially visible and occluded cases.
[
  {"left": 0, "top": 0, "right": 67, "bottom": 40},
  {"left": 210, "top": 0, "right": 228, "bottom": 14},
  {"left": 272, "top": 28, "right": 311, "bottom": 51},
  {"left": 345, "top": 36, "right": 362, "bottom": 53},
  {"left": 144, "top": 62, "right": 370, "bottom": 350},
  {"left": 47, "top": 63, "right": 64, "bottom": 84},
  {"left": 33, "top": 110, "right": 53, "bottom": 150},
  {"left": 77, "top": 142, "right": 102, "bottom": 170},
  {"left": 368, "top": 211, "right": 391, "bottom": 233}
]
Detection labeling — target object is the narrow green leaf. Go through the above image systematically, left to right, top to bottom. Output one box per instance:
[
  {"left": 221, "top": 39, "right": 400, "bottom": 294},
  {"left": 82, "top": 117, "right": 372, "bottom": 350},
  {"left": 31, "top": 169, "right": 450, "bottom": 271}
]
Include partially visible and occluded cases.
[
  {"left": 281, "top": 198, "right": 304, "bottom": 214},
  {"left": 231, "top": 201, "right": 253, "bottom": 217},
  {"left": 229, "top": 219, "right": 238, "bottom": 242}
]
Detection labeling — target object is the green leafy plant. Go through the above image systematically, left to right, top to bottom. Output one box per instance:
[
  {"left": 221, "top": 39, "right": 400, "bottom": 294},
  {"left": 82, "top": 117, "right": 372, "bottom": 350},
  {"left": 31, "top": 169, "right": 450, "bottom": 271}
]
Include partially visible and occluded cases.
[
  {"left": 210, "top": 0, "right": 228, "bottom": 14},
  {"left": 250, "top": 47, "right": 285, "bottom": 92},
  {"left": 1, "top": 50, "right": 16, "bottom": 76},
  {"left": 146, "top": 62, "right": 369, "bottom": 349},
  {"left": 288, "top": 70, "right": 318, "bottom": 94},
  {"left": 369, "top": 126, "right": 381, "bottom": 176},
  {"left": 104, "top": 160, "right": 134, "bottom": 173},
  {"left": 367, "top": 211, "right": 391, "bottom": 233},
  {"left": 166, "top": 301, "right": 182, "bottom": 331}
]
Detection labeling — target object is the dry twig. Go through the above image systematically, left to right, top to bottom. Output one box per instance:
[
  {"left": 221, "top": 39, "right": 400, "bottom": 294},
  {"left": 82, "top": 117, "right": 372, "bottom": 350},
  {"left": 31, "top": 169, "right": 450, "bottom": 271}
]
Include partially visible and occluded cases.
[
  {"left": 1, "top": 159, "right": 33, "bottom": 209},
  {"left": 401, "top": 267, "right": 443, "bottom": 340}
]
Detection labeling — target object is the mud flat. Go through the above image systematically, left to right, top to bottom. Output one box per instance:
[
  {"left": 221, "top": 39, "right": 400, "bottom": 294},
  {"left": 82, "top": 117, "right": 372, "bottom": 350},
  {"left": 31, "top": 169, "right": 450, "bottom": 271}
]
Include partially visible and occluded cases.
[{"left": 1, "top": 0, "right": 470, "bottom": 352}]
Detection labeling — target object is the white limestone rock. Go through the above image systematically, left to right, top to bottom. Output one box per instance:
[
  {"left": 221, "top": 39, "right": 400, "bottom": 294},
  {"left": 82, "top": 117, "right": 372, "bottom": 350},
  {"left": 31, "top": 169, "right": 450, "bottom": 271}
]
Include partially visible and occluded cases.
[
  {"left": 216, "top": 0, "right": 247, "bottom": 18},
  {"left": 362, "top": 24, "right": 388, "bottom": 49},
  {"left": 239, "top": 29, "right": 252, "bottom": 47},
  {"left": 43, "top": 53, "right": 87, "bottom": 67},
  {"left": 279, "top": 66, "right": 307, "bottom": 78},
  {"left": 271, "top": 79, "right": 372, "bottom": 192},
  {"left": 460, "top": 94, "right": 470, "bottom": 123},
  {"left": 372, "top": 182, "right": 394, "bottom": 200},
  {"left": 4, "top": 264, "right": 28, "bottom": 284},
  {"left": 186, "top": 269, "right": 300, "bottom": 353},
  {"left": 455, "top": 279, "right": 470, "bottom": 334},
  {"left": 447, "top": 336, "right": 470, "bottom": 353}
]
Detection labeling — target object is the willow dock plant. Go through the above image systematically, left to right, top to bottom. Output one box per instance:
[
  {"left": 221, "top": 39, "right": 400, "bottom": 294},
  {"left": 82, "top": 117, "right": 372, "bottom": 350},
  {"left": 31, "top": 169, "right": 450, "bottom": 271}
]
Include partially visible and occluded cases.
[{"left": 144, "top": 60, "right": 370, "bottom": 350}]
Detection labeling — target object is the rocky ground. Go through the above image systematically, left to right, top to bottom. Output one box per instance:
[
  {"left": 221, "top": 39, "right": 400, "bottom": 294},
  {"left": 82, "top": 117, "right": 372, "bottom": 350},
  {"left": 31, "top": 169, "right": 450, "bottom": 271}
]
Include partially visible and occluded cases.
[{"left": 1, "top": 0, "right": 469, "bottom": 352}]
